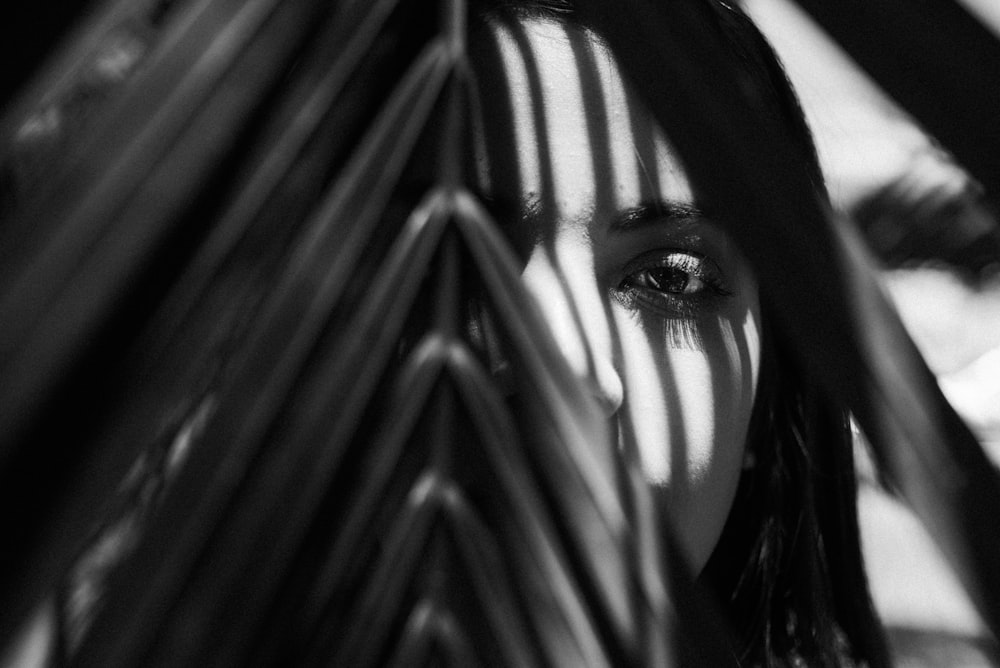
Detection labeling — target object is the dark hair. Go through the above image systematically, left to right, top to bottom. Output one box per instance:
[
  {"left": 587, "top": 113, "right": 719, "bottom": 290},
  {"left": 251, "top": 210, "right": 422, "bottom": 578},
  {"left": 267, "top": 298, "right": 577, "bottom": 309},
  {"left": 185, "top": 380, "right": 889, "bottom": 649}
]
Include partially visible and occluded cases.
[{"left": 473, "top": 1, "right": 889, "bottom": 666}]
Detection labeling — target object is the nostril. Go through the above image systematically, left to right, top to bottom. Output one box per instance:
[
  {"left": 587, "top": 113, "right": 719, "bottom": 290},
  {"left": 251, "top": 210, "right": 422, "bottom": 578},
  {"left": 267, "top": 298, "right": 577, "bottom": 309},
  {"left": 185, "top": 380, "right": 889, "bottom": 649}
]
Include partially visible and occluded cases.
[
  {"left": 591, "top": 359, "right": 624, "bottom": 416},
  {"left": 594, "top": 390, "right": 622, "bottom": 416}
]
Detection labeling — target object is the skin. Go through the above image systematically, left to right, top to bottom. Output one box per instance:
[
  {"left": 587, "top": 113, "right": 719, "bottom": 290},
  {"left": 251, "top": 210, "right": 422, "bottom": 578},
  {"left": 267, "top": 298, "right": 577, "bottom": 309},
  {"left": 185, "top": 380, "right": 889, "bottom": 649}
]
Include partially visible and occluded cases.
[{"left": 478, "top": 17, "right": 762, "bottom": 570}]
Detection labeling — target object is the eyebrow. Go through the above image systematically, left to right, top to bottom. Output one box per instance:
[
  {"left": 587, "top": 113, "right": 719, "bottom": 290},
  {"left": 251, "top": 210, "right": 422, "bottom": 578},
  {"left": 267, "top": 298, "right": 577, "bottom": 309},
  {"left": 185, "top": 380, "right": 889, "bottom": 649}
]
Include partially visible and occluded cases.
[
  {"left": 466, "top": 188, "right": 524, "bottom": 227},
  {"left": 470, "top": 192, "right": 708, "bottom": 238},
  {"left": 610, "top": 199, "right": 707, "bottom": 232}
]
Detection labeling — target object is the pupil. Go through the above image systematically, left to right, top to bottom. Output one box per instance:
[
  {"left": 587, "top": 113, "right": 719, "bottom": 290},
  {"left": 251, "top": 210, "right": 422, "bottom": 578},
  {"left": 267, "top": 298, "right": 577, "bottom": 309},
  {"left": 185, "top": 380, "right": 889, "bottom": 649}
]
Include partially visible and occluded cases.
[{"left": 648, "top": 267, "right": 689, "bottom": 293}]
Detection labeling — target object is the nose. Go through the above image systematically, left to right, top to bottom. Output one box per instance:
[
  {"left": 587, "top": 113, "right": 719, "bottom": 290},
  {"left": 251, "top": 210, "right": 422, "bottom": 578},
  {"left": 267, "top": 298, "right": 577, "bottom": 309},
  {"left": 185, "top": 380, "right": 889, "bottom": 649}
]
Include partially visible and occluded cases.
[{"left": 520, "top": 247, "right": 624, "bottom": 416}]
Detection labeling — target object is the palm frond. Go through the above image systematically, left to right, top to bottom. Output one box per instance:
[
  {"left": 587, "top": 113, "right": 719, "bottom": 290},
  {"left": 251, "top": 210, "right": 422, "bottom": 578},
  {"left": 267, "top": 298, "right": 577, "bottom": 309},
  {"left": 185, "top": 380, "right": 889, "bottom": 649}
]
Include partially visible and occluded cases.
[
  {"left": 0, "top": 0, "right": 333, "bottom": 638},
  {"left": 791, "top": 0, "right": 1000, "bottom": 204}
]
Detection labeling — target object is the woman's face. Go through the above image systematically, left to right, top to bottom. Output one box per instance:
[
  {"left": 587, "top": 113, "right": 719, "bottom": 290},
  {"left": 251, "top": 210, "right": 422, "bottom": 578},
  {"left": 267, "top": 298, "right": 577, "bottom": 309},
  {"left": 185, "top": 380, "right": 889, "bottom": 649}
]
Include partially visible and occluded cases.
[{"left": 479, "top": 17, "right": 762, "bottom": 570}]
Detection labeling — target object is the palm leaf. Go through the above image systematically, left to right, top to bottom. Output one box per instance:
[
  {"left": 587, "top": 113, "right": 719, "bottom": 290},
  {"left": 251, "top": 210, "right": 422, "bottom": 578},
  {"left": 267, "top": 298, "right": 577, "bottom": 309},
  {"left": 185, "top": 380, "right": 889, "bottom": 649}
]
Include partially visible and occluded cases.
[
  {"left": 0, "top": 0, "right": 333, "bottom": 638},
  {"left": 791, "top": 0, "right": 1000, "bottom": 204}
]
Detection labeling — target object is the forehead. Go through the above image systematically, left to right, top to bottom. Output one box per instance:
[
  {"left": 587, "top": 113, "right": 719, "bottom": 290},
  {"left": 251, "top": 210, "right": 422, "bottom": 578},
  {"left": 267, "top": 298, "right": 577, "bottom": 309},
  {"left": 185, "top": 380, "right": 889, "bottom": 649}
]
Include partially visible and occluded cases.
[{"left": 476, "top": 17, "right": 694, "bottom": 231}]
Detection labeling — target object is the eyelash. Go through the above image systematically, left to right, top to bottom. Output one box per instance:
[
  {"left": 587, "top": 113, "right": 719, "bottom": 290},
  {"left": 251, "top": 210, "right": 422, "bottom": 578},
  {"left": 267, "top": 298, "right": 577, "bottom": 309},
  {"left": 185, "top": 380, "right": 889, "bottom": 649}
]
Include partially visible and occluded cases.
[{"left": 614, "top": 250, "right": 732, "bottom": 315}]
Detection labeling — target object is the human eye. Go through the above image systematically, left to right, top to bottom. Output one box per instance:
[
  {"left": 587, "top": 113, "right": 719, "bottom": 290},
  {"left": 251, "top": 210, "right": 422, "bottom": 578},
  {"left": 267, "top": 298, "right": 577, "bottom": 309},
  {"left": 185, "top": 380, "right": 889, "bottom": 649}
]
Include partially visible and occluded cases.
[{"left": 615, "top": 249, "right": 732, "bottom": 314}]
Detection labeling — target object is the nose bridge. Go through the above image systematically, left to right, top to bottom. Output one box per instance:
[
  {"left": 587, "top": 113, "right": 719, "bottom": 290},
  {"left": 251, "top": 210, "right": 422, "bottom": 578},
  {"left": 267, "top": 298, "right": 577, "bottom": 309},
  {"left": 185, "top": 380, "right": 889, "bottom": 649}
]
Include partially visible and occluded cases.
[{"left": 521, "top": 243, "right": 624, "bottom": 414}]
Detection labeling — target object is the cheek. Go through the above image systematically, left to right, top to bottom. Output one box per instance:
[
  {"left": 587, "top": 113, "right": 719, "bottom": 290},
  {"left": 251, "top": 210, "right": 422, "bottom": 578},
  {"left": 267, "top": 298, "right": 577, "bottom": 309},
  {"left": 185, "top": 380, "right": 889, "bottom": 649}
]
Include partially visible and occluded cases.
[{"left": 612, "top": 305, "right": 761, "bottom": 570}]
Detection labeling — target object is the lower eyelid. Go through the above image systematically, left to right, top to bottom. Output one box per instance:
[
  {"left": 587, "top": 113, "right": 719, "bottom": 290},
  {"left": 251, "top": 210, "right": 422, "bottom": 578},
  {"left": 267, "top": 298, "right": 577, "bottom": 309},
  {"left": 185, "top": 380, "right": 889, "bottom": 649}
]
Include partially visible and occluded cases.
[
  {"left": 610, "top": 285, "right": 707, "bottom": 350},
  {"left": 635, "top": 288, "right": 703, "bottom": 315}
]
